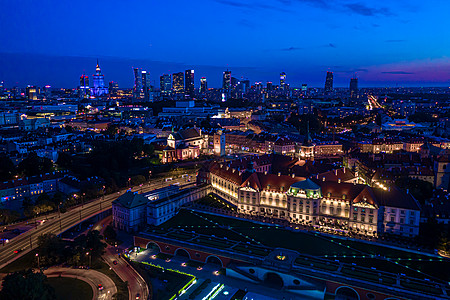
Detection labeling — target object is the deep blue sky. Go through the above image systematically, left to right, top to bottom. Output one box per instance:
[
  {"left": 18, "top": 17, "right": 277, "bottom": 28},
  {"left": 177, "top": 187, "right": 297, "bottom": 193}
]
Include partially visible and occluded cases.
[{"left": 1, "top": 0, "right": 449, "bottom": 88}]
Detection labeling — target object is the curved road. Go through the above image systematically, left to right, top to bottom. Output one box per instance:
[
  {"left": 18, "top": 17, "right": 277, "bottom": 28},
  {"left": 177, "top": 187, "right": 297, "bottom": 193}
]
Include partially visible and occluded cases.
[
  {"left": 0, "top": 174, "right": 195, "bottom": 270},
  {"left": 44, "top": 267, "right": 117, "bottom": 300}
]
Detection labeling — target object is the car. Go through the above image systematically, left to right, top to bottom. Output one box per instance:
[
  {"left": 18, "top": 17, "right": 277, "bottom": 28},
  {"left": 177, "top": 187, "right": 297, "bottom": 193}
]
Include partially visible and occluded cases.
[
  {"left": 13, "top": 249, "right": 22, "bottom": 254},
  {"left": 113, "top": 260, "right": 118, "bottom": 265},
  {"left": 98, "top": 284, "right": 103, "bottom": 290},
  {"left": 135, "top": 294, "right": 140, "bottom": 300}
]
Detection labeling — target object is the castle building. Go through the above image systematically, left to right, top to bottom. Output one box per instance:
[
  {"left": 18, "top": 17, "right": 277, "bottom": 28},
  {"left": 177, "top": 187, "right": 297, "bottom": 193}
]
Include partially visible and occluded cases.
[{"left": 90, "top": 60, "right": 108, "bottom": 96}]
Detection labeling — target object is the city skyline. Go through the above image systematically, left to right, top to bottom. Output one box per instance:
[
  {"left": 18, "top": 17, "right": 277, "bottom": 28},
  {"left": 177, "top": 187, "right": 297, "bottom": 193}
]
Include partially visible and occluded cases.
[{"left": 1, "top": 0, "right": 450, "bottom": 88}]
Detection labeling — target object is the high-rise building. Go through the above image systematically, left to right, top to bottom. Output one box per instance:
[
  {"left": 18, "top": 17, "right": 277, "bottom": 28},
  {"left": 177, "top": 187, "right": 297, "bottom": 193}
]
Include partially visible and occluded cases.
[
  {"left": 91, "top": 60, "right": 108, "bottom": 96},
  {"left": 133, "top": 68, "right": 142, "bottom": 99},
  {"left": 184, "top": 69, "right": 195, "bottom": 99},
  {"left": 142, "top": 70, "right": 151, "bottom": 101},
  {"left": 222, "top": 70, "right": 231, "bottom": 91},
  {"left": 324, "top": 71, "right": 334, "bottom": 94},
  {"left": 172, "top": 72, "right": 184, "bottom": 94},
  {"left": 280, "top": 72, "right": 286, "bottom": 90},
  {"left": 160, "top": 74, "right": 171, "bottom": 94},
  {"left": 79, "top": 75, "right": 90, "bottom": 98},
  {"left": 200, "top": 77, "right": 207, "bottom": 94},
  {"left": 349, "top": 77, "right": 358, "bottom": 99},
  {"left": 0, "top": 81, "right": 4, "bottom": 96},
  {"left": 109, "top": 81, "right": 119, "bottom": 96},
  {"left": 266, "top": 81, "right": 273, "bottom": 91},
  {"left": 301, "top": 84, "right": 308, "bottom": 92},
  {"left": 26, "top": 86, "right": 39, "bottom": 100}
]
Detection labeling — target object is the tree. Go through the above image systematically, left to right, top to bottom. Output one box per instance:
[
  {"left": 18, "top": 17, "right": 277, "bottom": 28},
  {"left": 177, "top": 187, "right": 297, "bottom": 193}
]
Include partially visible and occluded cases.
[
  {"left": 18, "top": 152, "right": 53, "bottom": 177},
  {"left": 0, "top": 155, "right": 16, "bottom": 181},
  {"left": 395, "top": 178, "right": 433, "bottom": 205},
  {"left": 0, "top": 209, "right": 20, "bottom": 224},
  {"left": 104, "top": 225, "right": 117, "bottom": 241},
  {"left": 75, "top": 230, "right": 106, "bottom": 260},
  {"left": 37, "top": 234, "right": 65, "bottom": 266},
  {"left": 0, "top": 269, "right": 56, "bottom": 300}
]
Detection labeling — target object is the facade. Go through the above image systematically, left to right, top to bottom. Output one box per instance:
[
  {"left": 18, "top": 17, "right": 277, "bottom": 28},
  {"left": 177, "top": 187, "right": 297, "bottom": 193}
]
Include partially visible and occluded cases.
[
  {"left": 90, "top": 60, "right": 108, "bottom": 96},
  {"left": 184, "top": 69, "right": 195, "bottom": 99},
  {"left": 141, "top": 70, "right": 151, "bottom": 102},
  {"left": 222, "top": 70, "right": 231, "bottom": 93},
  {"left": 324, "top": 71, "right": 333, "bottom": 94},
  {"left": 172, "top": 72, "right": 184, "bottom": 94},
  {"left": 280, "top": 72, "right": 286, "bottom": 89},
  {"left": 160, "top": 74, "right": 171, "bottom": 94},
  {"left": 79, "top": 75, "right": 90, "bottom": 98},
  {"left": 200, "top": 77, "right": 207, "bottom": 94},
  {"left": 349, "top": 78, "right": 358, "bottom": 98},
  {"left": 213, "top": 130, "right": 226, "bottom": 156},
  {"left": 208, "top": 155, "right": 421, "bottom": 237},
  {"left": 112, "top": 191, "right": 148, "bottom": 232}
]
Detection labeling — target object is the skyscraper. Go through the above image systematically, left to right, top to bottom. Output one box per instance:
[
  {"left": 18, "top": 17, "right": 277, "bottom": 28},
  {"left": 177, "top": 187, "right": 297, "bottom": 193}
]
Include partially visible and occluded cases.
[
  {"left": 91, "top": 60, "right": 108, "bottom": 96},
  {"left": 133, "top": 68, "right": 142, "bottom": 99},
  {"left": 184, "top": 69, "right": 195, "bottom": 99},
  {"left": 142, "top": 70, "right": 151, "bottom": 102},
  {"left": 222, "top": 70, "right": 231, "bottom": 91},
  {"left": 324, "top": 71, "right": 334, "bottom": 94},
  {"left": 172, "top": 72, "right": 184, "bottom": 94},
  {"left": 280, "top": 72, "right": 286, "bottom": 90},
  {"left": 79, "top": 74, "right": 90, "bottom": 98},
  {"left": 160, "top": 74, "right": 171, "bottom": 94},
  {"left": 200, "top": 77, "right": 207, "bottom": 94},
  {"left": 350, "top": 77, "right": 358, "bottom": 99},
  {"left": 109, "top": 81, "right": 118, "bottom": 96},
  {"left": 266, "top": 81, "right": 273, "bottom": 91},
  {"left": 26, "top": 86, "right": 39, "bottom": 100}
]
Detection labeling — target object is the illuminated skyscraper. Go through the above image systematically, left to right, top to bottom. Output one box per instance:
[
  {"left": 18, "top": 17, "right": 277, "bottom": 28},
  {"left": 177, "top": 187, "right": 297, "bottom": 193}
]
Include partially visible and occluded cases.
[
  {"left": 91, "top": 60, "right": 108, "bottom": 96},
  {"left": 133, "top": 68, "right": 142, "bottom": 99},
  {"left": 184, "top": 69, "right": 195, "bottom": 99},
  {"left": 142, "top": 70, "right": 151, "bottom": 101},
  {"left": 222, "top": 70, "right": 231, "bottom": 91},
  {"left": 324, "top": 71, "right": 334, "bottom": 94},
  {"left": 172, "top": 72, "right": 184, "bottom": 93},
  {"left": 280, "top": 72, "right": 286, "bottom": 90},
  {"left": 79, "top": 74, "right": 90, "bottom": 98},
  {"left": 160, "top": 74, "right": 171, "bottom": 94},
  {"left": 200, "top": 77, "right": 207, "bottom": 94},
  {"left": 350, "top": 77, "right": 358, "bottom": 99},
  {"left": 109, "top": 81, "right": 118, "bottom": 96},
  {"left": 266, "top": 81, "right": 273, "bottom": 91},
  {"left": 26, "top": 85, "right": 39, "bottom": 100}
]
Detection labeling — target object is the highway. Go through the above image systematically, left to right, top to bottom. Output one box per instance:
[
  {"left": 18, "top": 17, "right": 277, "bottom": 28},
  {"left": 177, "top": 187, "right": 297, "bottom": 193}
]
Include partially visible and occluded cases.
[{"left": 0, "top": 173, "right": 196, "bottom": 271}]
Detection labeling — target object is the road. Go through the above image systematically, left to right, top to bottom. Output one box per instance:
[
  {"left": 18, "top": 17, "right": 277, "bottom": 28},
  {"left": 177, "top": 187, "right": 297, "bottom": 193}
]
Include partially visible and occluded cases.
[
  {"left": 0, "top": 173, "right": 196, "bottom": 271},
  {"left": 44, "top": 267, "right": 117, "bottom": 300}
]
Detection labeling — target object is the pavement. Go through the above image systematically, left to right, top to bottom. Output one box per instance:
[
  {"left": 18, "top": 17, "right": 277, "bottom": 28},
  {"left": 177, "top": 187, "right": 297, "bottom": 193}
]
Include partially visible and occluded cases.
[
  {"left": 0, "top": 174, "right": 196, "bottom": 271},
  {"left": 44, "top": 267, "right": 117, "bottom": 300}
]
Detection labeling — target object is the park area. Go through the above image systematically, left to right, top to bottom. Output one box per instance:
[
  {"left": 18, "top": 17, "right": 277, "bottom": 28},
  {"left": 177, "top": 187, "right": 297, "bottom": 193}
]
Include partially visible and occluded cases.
[
  {"left": 155, "top": 208, "right": 450, "bottom": 286},
  {"left": 47, "top": 277, "right": 93, "bottom": 300}
]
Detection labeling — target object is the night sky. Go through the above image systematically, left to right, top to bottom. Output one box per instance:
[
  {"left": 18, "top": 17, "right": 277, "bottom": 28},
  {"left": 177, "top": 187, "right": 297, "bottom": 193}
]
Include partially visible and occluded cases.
[{"left": 1, "top": 0, "right": 449, "bottom": 88}]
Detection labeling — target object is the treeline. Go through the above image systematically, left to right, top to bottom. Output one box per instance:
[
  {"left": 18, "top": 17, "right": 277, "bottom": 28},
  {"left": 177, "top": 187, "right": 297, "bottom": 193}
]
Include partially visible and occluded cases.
[{"left": 0, "top": 152, "right": 53, "bottom": 182}]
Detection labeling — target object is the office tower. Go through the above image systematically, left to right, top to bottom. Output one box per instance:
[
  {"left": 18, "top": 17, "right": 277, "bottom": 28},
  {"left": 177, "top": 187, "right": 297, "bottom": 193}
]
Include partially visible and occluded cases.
[
  {"left": 91, "top": 60, "right": 108, "bottom": 96},
  {"left": 133, "top": 67, "right": 142, "bottom": 99},
  {"left": 184, "top": 69, "right": 195, "bottom": 99},
  {"left": 142, "top": 70, "right": 151, "bottom": 101},
  {"left": 222, "top": 70, "right": 231, "bottom": 91},
  {"left": 324, "top": 71, "right": 334, "bottom": 94},
  {"left": 172, "top": 72, "right": 184, "bottom": 93},
  {"left": 280, "top": 72, "right": 286, "bottom": 90},
  {"left": 160, "top": 74, "right": 171, "bottom": 94},
  {"left": 79, "top": 75, "right": 90, "bottom": 98},
  {"left": 200, "top": 77, "right": 207, "bottom": 94},
  {"left": 349, "top": 78, "right": 358, "bottom": 99},
  {"left": 239, "top": 79, "right": 250, "bottom": 94},
  {"left": 0, "top": 81, "right": 4, "bottom": 96},
  {"left": 109, "top": 81, "right": 119, "bottom": 96},
  {"left": 266, "top": 82, "right": 273, "bottom": 91},
  {"left": 301, "top": 84, "right": 308, "bottom": 92},
  {"left": 26, "top": 86, "right": 39, "bottom": 100}
]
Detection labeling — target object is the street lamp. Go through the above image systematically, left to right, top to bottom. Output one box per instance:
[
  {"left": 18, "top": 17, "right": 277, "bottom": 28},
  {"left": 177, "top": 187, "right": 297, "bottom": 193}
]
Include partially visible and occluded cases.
[
  {"left": 86, "top": 252, "right": 91, "bottom": 268},
  {"left": 36, "top": 253, "right": 40, "bottom": 269}
]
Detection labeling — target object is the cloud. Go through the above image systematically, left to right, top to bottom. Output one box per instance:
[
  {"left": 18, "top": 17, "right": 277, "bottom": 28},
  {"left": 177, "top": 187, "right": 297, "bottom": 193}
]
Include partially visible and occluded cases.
[
  {"left": 344, "top": 2, "right": 392, "bottom": 16},
  {"left": 385, "top": 39, "right": 405, "bottom": 43},
  {"left": 328, "top": 43, "right": 337, "bottom": 48},
  {"left": 281, "top": 46, "right": 303, "bottom": 51},
  {"left": 381, "top": 71, "right": 414, "bottom": 75}
]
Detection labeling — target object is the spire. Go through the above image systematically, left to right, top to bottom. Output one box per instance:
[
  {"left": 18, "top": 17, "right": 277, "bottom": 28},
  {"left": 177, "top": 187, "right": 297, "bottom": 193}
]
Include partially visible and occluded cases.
[{"left": 95, "top": 59, "right": 101, "bottom": 73}]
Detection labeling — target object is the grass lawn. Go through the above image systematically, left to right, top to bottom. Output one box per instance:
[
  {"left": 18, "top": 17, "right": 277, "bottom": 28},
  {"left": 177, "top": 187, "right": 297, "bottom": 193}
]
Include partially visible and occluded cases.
[
  {"left": 159, "top": 209, "right": 450, "bottom": 282},
  {"left": 47, "top": 277, "right": 93, "bottom": 300}
]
